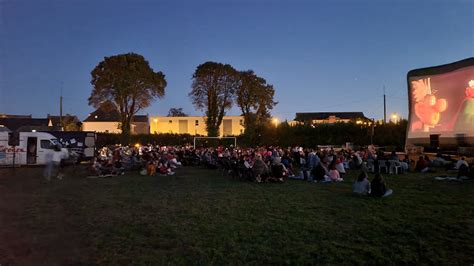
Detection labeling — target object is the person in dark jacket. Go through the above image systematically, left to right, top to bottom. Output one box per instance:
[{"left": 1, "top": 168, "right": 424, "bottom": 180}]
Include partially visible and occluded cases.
[
  {"left": 415, "top": 156, "right": 430, "bottom": 173},
  {"left": 312, "top": 162, "right": 327, "bottom": 182},
  {"left": 370, "top": 173, "right": 393, "bottom": 197}
]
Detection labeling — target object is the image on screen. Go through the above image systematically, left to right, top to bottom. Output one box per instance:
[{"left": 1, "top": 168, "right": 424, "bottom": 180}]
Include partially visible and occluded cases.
[{"left": 407, "top": 60, "right": 474, "bottom": 145}]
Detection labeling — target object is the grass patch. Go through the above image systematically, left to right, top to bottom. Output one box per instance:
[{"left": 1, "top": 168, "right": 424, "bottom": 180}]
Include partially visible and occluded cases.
[{"left": 1, "top": 167, "right": 473, "bottom": 264}]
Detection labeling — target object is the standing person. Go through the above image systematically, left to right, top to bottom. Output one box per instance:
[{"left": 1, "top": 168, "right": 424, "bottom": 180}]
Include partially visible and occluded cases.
[
  {"left": 52, "top": 144, "right": 67, "bottom": 180},
  {"left": 43, "top": 146, "right": 54, "bottom": 182},
  {"left": 306, "top": 149, "right": 319, "bottom": 181}
]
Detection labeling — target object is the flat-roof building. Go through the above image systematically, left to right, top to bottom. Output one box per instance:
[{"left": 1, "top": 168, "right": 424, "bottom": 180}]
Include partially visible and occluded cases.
[{"left": 149, "top": 116, "right": 244, "bottom": 136}]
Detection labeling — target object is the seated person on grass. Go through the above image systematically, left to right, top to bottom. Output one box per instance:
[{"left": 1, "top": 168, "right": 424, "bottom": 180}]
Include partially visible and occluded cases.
[
  {"left": 166, "top": 152, "right": 182, "bottom": 168},
  {"left": 281, "top": 152, "right": 295, "bottom": 177},
  {"left": 349, "top": 152, "right": 363, "bottom": 170},
  {"left": 432, "top": 153, "right": 451, "bottom": 168},
  {"left": 252, "top": 154, "right": 269, "bottom": 183},
  {"left": 335, "top": 154, "right": 346, "bottom": 178},
  {"left": 401, "top": 155, "right": 411, "bottom": 172},
  {"left": 415, "top": 156, "right": 432, "bottom": 173},
  {"left": 269, "top": 157, "right": 287, "bottom": 182},
  {"left": 455, "top": 157, "right": 469, "bottom": 170},
  {"left": 91, "top": 158, "right": 115, "bottom": 176},
  {"left": 112, "top": 160, "right": 125, "bottom": 175},
  {"left": 147, "top": 161, "right": 157, "bottom": 176},
  {"left": 328, "top": 161, "right": 343, "bottom": 182},
  {"left": 158, "top": 162, "right": 175, "bottom": 176},
  {"left": 311, "top": 162, "right": 327, "bottom": 182},
  {"left": 457, "top": 162, "right": 471, "bottom": 179},
  {"left": 353, "top": 171, "right": 371, "bottom": 195},
  {"left": 370, "top": 173, "right": 393, "bottom": 197}
]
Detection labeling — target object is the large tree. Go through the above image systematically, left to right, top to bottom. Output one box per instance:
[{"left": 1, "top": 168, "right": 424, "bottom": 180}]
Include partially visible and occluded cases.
[
  {"left": 89, "top": 53, "right": 167, "bottom": 143},
  {"left": 189, "top": 62, "right": 240, "bottom": 137},
  {"left": 236, "top": 70, "right": 277, "bottom": 136}
]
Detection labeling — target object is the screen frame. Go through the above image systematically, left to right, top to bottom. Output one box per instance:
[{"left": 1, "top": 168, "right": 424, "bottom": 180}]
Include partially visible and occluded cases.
[{"left": 406, "top": 57, "right": 474, "bottom": 148}]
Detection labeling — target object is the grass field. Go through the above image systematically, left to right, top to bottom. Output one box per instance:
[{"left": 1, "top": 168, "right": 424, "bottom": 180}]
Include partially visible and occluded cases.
[{"left": 1, "top": 166, "right": 473, "bottom": 265}]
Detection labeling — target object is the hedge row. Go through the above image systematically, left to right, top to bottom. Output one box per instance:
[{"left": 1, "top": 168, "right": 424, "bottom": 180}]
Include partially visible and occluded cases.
[{"left": 96, "top": 121, "right": 407, "bottom": 150}]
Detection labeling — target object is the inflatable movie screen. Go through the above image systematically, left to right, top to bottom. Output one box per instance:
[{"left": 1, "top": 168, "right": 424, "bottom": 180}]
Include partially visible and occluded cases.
[{"left": 407, "top": 58, "right": 474, "bottom": 147}]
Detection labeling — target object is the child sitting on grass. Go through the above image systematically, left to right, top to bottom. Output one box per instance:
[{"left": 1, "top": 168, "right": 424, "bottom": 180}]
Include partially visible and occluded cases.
[
  {"left": 353, "top": 171, "right": 371, "bottom": 195},
  {"left": 370, "top": 173, "right": 393, "bottom": 197}
]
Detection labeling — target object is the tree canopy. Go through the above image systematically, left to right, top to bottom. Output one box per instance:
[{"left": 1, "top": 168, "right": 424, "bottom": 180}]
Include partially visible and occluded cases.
[
  {"left": 89, "top": 53, "right": 167, "bottom": 143},
  {"left": 189, "top": 62, "right": 240, "bottom": 137},
  {"left": 235, "top": 70, "right": 277, "bottom": 143},
  {"left": 236, "top": 70, "right": 277, "bottom": 139},
  {"left": 167, "top": 107, "right": 188, "bottom": 117}
]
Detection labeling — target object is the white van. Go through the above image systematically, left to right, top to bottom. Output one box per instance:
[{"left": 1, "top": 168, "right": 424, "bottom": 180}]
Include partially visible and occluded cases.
[{"left": 0, "top": 132, "right": 69, "bottom": 166}]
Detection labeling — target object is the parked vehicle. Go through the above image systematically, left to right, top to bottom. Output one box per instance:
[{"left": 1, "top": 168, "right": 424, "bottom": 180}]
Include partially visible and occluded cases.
[
  {"left": 45, "top": 131, "right": 96, "bottom": 162},
  {"left": 0, "top": 132, "right": 68, "bottom": 166}
]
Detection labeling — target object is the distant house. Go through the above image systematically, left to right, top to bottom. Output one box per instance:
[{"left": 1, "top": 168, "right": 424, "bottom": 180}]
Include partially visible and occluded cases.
[
  {"left": 82, "top": 108, "right": 149, "bottom": 134},
  {"left": 293, "top": 112, "right": 370, "bottom": 125},
  {"left": 0, "top": 114, "right": 33, "bottom": 119},
  {"left": 47, "top": 114, "right": 82, "bottom": 131},
  {"left": 149, "top": 115, "right": 245, "bottom": 136},
  {"left": 0, "top": 117, "right": 58, "bottom": 132}
]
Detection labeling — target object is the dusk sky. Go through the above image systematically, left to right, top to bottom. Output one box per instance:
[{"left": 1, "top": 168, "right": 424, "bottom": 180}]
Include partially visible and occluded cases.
[{"left": 1, "top": 0, "right": 473, "bottom": 121}]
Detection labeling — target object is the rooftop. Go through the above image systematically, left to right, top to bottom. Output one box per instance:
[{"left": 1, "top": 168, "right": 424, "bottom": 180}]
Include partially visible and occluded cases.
[
  {"left": 83, "top": 108, "right": 148, "bottom": 123},
  {"left": 294, "top": 112, "right": 369, "bottom": 122},
  {"left": 0, "top": 117, "right": 56, "bottom": 132}
]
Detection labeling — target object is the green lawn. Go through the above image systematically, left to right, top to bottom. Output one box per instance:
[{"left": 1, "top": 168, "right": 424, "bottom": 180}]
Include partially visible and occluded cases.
[{"left": 1, "top": 166, "right": 473, "bottom": 265}]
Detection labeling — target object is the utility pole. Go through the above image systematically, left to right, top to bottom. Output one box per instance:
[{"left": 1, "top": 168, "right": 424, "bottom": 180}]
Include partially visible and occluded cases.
[
  {"left": 60, "top": 82, "right": 63, "bottom": 131},
  {"left": 383, "top": 85, "right": 386, "bottom": 124},
  {"left": 370, "top": 118, "right": 375, "bottom": 145}
]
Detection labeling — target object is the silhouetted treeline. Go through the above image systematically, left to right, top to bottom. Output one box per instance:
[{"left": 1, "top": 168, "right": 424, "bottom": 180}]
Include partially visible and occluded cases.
[{"left": 96, "top": 120, "right": 407, "bottom": 150}]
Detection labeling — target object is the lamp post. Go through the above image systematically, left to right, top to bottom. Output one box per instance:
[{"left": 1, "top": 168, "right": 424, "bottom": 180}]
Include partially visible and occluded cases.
[
  {"left": 390, "top": 113, "right": 400, "bottom": 124},
  {"left": 153, "top": 118, "right": 158, "bottom": 134},
  {"left": 272, "top": 118, "right": 279, "bottom": 127},
  {"left": 370, "top": 118, "right": 375, "bottom": 145}
]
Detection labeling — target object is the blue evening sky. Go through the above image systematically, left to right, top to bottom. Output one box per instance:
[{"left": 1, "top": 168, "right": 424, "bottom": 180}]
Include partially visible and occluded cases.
[{"left": 1, "top": 0, "right": 473, "bottom": 121}]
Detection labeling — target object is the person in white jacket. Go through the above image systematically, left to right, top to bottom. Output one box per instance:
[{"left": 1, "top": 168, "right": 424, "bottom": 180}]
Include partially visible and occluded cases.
[{"left": 44, "top": 144, "right": 67, "bottom": 181}]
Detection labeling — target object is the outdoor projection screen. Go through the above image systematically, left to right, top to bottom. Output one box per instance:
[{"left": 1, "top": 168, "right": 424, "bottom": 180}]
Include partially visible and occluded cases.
[{"left": 406, "top": 57, "right": 474, "bottom": 147}]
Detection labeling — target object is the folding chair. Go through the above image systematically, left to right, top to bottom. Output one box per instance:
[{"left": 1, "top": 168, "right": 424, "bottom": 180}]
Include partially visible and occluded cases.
[
  {"left": 366, "top": 158, "right": 375, "bottom": 173},
  {"left": 378, "top": 160, "right": 388, "bottom": 173},
  {"left": 388, "top": 160, "right": 402, "bottom": 174}
]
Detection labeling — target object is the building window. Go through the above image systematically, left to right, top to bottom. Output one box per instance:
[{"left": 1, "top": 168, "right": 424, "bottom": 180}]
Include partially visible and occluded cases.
[
  {"left": 239, "top": 119, "right": 244, "bottom": 126},
  {"left": 169, "top": 120, "right": 172, "bottom": 123},
  {"left": 195, "top": 120, "right": 199, "bottom": 126}
]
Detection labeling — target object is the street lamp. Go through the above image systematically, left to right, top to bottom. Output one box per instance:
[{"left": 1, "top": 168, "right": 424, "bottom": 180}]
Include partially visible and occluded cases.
[
  {"left": 390, "top": 113, "right": 400, "bottom": 124},
  {"left": 272, "top": 118, "right": 279, "bottom": 126}
]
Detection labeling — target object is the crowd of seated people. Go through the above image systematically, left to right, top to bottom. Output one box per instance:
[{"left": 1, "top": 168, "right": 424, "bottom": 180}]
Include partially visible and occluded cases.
[
  {"left": 90, "top": 143, "right": 473, "bottom": 184},
  {"left": 91, "top": 145, "right": 194, "bottom": 177},
  {"left": 182, "top": 146, "right": 396, "bottom": 183},
  {"left": 413, "top": 154, "right": 473, "bottom": 178}
]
